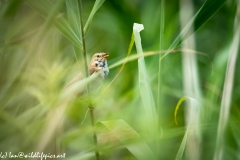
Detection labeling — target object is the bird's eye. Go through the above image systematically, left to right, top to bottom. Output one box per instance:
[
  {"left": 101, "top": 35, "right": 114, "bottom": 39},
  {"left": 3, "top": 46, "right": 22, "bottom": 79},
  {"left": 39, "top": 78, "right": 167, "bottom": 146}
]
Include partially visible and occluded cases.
[
  {"left": 97, "top": 55, "right": 100, "bottom": 58},
  {"left": 95, "top": 63, "right": 98, "bottom": 67}
]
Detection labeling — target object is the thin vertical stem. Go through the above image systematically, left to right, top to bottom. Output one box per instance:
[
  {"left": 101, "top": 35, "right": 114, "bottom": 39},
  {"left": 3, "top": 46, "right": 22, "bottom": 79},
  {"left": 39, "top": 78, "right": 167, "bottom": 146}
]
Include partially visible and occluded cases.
[
  {"left": 78, "top": 0, "right": 99, "bottom": 160},
  {"left": 79, "top": 0, "right": 90, "bottom": 95},
  {"left": 157, "top": 0, "right": 165, "bottom": 109},
  {"left": 157, "top": 0, "right": 164, "bottom": 156},
  {"left": 214, "top": 2, "right": 240, "bottom": 159},
  {"left": 89, "top": 106, "right": 100, "bottom": 160}
]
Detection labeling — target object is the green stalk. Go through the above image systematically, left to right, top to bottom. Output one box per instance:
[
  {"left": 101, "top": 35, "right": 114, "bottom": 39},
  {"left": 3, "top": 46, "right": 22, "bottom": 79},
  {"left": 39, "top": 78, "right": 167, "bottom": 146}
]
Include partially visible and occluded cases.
[
  {"left": 79, "top": 0, "right": 99, "bottom": 160},
  {"left": 79, "top": 0, "right": 90, "bottom": 95},
  {"left": 157, "top": 0, "right": 164, "bottom": 111},
  {"left": 157, "top": 0, "right": 165, "bottom": 157},
  {"left": 179, "top": 0, "right": 202, "bottom": 159},
  {"left": 157, "top": 1, "right": 165, "bottom": 151},
  {"left": 214, "top": 2, "right": 240, "bottom": 159},
  {"left": 89, "top": 105, "right": 100, "bottom": 160}
]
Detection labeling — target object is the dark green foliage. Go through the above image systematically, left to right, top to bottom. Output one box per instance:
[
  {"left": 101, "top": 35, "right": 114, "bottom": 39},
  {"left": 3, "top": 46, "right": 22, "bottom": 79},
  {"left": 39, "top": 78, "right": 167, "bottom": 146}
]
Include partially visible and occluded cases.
[{"left": 0, "top": 0, "right": 239, "bottom": 159}]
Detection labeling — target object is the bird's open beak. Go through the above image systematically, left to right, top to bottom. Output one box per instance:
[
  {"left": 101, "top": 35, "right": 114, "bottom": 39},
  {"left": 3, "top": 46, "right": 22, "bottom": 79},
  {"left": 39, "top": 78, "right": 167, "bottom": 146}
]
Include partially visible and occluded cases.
[{"left": 101, "top": 53, "right": 109, "bottom": 58}]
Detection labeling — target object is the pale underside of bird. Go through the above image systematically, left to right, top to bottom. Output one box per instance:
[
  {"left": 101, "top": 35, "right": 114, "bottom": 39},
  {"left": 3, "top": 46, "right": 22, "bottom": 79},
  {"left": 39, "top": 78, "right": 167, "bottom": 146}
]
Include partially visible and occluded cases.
[{"left": 64, "top": 52, "right": 109, "bottom": 95}]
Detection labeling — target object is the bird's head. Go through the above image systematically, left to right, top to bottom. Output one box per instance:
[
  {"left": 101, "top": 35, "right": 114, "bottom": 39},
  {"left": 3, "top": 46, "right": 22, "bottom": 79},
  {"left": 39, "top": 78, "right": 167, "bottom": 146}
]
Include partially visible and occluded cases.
[
  {"left": 89, "top": 52, "right": 109, "bottom": 78},
  {"left": 92, "top": 52, "right": 109, "bottom": 60}
]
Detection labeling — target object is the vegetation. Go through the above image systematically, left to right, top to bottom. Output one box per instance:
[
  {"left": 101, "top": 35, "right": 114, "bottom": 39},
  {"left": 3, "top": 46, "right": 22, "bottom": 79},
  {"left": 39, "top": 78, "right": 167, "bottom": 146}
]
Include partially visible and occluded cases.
[{"left": 0, "top": 0, "right": 239, "bottom": 159}]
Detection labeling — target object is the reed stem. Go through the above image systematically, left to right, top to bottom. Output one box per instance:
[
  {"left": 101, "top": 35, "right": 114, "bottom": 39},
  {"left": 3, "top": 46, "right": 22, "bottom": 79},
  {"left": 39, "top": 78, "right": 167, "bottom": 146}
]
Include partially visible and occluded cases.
[
  {"left": 79, "top": 0, "right": 100, "bottom": 159},
  {"left": 79, "top": 0, "right": 90, "bottom": 95},
  {"left": 157, "top": 0, "right": 165, "bottom": 112},
  {"left": 89, "top": 106, "right": 100, "bottom": 160}
]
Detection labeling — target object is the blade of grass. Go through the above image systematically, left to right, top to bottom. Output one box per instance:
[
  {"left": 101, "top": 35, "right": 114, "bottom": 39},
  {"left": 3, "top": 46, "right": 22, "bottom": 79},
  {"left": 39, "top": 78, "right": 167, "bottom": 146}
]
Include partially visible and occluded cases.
[
  {"left": 25, "top": 0, "right": 82, "bottom": 49},
  {"left": 65, "top": 0, "right": 82, "bottom": 69},
  {"left": 66, "top": 0, "right": 81, "bottom": 38},
  {"left": 79, "top": 0, "right": 90, "bottom": 94},
  {"left": 84, "top": 0, "right": 105, "bottom": 35},
  {"left": 157, "top": 0, "right": 165, "bottom": 115},
  {"left": 162, "top": 0, "right": 227, "bottom": 59},
  {"left": 179, "top": 0, "right": 202, "bottom": 159},
  {"left": 157, "top": 1, "right": 165, "bottom": 155},
  {"left": 214, "top": 3, "right": 240, "bottom": 159},
  {"left": 133, "top": 23, "right": 158, "bottom": 143},
  {"left": 205, "top": 45, "right": 230, "bottom": 121},
  {"left": 108, "top": 49, "right": 211, "bottom": 70},
  {"left": 174, "top": 96, "right": 188, "bottom": 125},
  {"left": 174, "top": 97, "right": 200, "bottom": 160},
  {"left": 98, "top": 119, "right": 157, "bottom": 160},
  {"left": 176, "top": 127, "right": 189, "bottom": 160}
]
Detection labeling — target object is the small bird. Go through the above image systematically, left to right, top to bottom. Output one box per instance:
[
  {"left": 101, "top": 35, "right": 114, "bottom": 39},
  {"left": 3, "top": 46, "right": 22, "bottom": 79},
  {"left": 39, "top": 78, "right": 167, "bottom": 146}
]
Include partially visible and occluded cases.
[
  {"left": 65, "top": 52, "right": 109, "bottom": 94},
  {"left": 88, "top": 52, "right": 109, "bottom": 79}
]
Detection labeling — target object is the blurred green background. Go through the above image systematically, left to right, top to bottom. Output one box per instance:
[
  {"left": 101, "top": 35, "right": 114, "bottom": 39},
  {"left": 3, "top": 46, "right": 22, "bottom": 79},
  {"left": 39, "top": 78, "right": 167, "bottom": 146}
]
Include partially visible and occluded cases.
[{"left": 0, "top": 0, "right": 240, "bottom": 159}]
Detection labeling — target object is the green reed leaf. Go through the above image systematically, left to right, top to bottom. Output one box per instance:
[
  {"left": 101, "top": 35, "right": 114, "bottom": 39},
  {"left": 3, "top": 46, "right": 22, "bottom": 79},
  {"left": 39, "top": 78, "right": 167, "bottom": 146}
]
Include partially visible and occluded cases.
[
  {"left": 25, "top": 0, "right": 82, "bottom": 48},
  {"left": 84, "top": 0, "right": 105, "bottom": 35},
  {"left": 162, "top": 0, "right": 227, "bottom": 58},
  {"left": 133, "top": 23, "right": 158, "bottom": 137},
  {"left": 174, "top": 97, "right": 199, "bottom": 160},
  {"left": 98, "top": 119, "right": 157, "bottom": 160}
]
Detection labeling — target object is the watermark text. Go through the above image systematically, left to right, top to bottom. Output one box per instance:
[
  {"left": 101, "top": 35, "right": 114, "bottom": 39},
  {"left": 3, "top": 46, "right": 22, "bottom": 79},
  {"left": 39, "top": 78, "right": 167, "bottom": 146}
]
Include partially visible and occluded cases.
[{"left": 0, "top": 152, "right": 66, "bottom": 160}]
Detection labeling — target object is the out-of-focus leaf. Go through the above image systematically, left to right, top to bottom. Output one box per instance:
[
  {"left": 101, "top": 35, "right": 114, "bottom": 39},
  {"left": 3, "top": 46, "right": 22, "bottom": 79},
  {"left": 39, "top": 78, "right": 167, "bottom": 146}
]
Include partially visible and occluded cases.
[
  {"left": 0, "top": 0, "right": 23, "bottom": 19},
  {"left": 0, "top": 0, "right": 23, "bottom": 46},
  {"left": 25, "top": 0, "right": 82, "bottom": 49},
  {"left": 65, "top": 0, "right": 82, "bottom": 62},
  {"left": 66, "top": 0, "right": 81, "bottom": 39},
  {"left": 84, "top": 0, "right": 105, "bottom": 35},
  {"left": 162, "top": 0, "right": 227, "bottom": 58},
  {"left": 194, "top": 0, "right": 227, "bottom": 30},
  {"left": 214, "top": 12, "right": 240, "bottom": 159},
  {"left": 133, "top": 23, "right": 158, "bottom": 137},
  {"left": 109, "top": 49, "right": 209, "bottom": 70},
  {"left": 36, "top": 73, "right": 99, "bottom": 151},
  {"left": 174, "top": 96, "right": 188, "bottom": 125},
  {"left": 174, "top": 97, "right": 199, "bottom": 160},
  {"left": 98, "top": 119, "right": 157, "bottom": 160},
  {"left": 62, "top": 126, "right": 92, "bottom": 146},
  {"left": 175, "top": 127, "right": 189, "bottom": 160}
]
